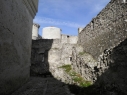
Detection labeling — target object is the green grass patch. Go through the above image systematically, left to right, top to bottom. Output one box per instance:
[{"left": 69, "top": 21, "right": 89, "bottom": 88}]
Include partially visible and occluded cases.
[
  {"left": 78, "top": 52, "right": 85, "bottom": 55},
  {"left": 59, "top": 64, "right": 92, "bottom": 87},
  {"left": 59, "top": 65, "right": 72, "bottom": 73}
]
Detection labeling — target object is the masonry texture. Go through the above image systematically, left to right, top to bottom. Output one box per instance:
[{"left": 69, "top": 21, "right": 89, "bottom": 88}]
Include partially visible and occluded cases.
[
  {"left": 0, "top": 0, "right": 38, "bottom": 94},
  {"left": 69, "top": 0, "right": 127, "bottom": 94},
  {"left": 78, "top": 0, "right": 127, "bottom": 60},
  {"left": 31, "top": 35, "right": 78, "bottom": 84},
  {"left": 71, "top": 38, "right": 127, "bottom": 95}
]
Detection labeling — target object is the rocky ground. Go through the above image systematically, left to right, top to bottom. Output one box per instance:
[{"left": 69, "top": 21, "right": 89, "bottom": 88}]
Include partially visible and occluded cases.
[{"left": 11, "top": 77, "right": 74, "bottom": 95}]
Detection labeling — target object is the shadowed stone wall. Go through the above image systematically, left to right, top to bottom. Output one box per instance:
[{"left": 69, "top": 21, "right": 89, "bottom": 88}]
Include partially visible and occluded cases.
[
  {"left": 0, "top": 0, "right": 38, "bottom": 94},
  {"left": 78, "top": 0, "right": 127, "bottom": 60},
  {"left": 31, "top": 39, "right": 77, "bottom": 84}
]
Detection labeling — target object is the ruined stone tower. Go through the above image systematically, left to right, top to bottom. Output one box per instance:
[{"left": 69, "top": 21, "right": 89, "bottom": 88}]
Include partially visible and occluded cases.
[{"left": 32, "top": 23, "right": 40, "bottom": 40}]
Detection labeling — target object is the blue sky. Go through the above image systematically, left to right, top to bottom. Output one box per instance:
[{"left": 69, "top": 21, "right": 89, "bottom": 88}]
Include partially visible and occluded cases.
[{"left": 34, "top": 0, "right": 110, "bottom": 36}]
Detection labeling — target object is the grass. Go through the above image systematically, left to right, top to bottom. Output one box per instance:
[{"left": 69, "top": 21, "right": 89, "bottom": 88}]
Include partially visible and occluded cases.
[
  {"left": 78, "top": 52, "right": 85, "bottom": 55},
  {"left": 59, "top": 65, "right": 92, "bottom": 87},
  {"left": 59, "top": 65, "right": 72, "bottom": 73}
]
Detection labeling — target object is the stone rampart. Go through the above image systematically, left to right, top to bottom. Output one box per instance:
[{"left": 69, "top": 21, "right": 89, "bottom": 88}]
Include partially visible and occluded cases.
[{"left": 78, "top": 0, "right": 127, "bottom": 59}]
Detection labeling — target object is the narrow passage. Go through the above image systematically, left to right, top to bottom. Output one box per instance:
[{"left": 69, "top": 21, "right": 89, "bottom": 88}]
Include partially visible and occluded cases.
[{"left": 11, "top": 77, "right": 74, "bottom": 95}]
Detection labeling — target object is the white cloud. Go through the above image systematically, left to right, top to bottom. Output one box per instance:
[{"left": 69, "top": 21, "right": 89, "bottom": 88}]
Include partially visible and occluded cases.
[
  {"left": 34, "top": 0, "right": 110, "bottom": 35},
  {"left": 38, "top": 0, "right": 110, "bottom": 18},
  {"left": 34, "top": 17, "right": 85, "bottom": 28}
]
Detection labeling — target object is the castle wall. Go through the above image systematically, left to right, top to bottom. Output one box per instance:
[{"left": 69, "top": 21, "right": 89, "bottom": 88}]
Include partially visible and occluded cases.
[
  {"left": 0, "top": 0, "right": 38, "bottom": 94},
  {"left": 78, "top": 0, "right": 127, "bottom": 59},
  {"left": 61, "top": 34, "right": 78, "bottom": 44},
  {"left": 71, "top": 38, "right": 127, "bottom": 94},
  {"left": 31, "top": 39, "right": 76, "bottom": 83},
  {"left": 31, "top": 39, "right": 54, "bottom": 75},
  {"left": 31, "top": 39, "right": 62, "bottom": 76}
]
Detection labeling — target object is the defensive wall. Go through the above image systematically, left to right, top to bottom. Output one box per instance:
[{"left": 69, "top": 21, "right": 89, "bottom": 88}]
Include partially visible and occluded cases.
[
  {"left": 0, "top": 0, "right": 38, "bottom": 94},
  {"left": 78, "top": 0, "right": 127, "bottom": 59},
  {"left": 31, "top": 34, "right": 78, "bottom": 83},
  {"left": 61, "top": 34, "right": 78, "bottom": 44}
]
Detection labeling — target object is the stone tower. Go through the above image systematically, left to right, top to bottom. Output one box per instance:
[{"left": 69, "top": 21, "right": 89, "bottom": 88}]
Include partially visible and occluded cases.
[
  {"left": 32, "top": 23, "right": 40, "bottom": 40},
  {"left": 42, "top": 27, "right": 61, "bottom": 39}
]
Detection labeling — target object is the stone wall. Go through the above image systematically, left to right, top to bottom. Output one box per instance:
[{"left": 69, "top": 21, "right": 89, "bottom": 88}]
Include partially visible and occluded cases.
[
  {"left": 0, "top": 0, "right": 38, "bottom": 94},
  {"left": 69, "top": 0, "right": 127, "bottom": 94},
  {"left": 78, "top": 0, "right": 127, "bottom": 59},
  {"left": 61, "top": 34, "right": 78, "bottom": 44},
  {"left": 72, "top": 38, "right": 127, "bottom": 94},
  {"left": 94, "top": 38, "right": 127, "bottom": 95},
  {"left": 31, "top": 39, "right": 76, "bottom": 83},
  {"left": 31, "top": 39, "right": 54, "bottom": 75},
  {"left": 71, "top": 45, "right": 97, "bottom": 82}
]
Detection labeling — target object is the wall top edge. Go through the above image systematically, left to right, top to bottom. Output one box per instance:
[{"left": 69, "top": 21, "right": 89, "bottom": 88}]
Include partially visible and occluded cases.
[{"left": 22, "top": 0, "right": 39, "bottom": 18}]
